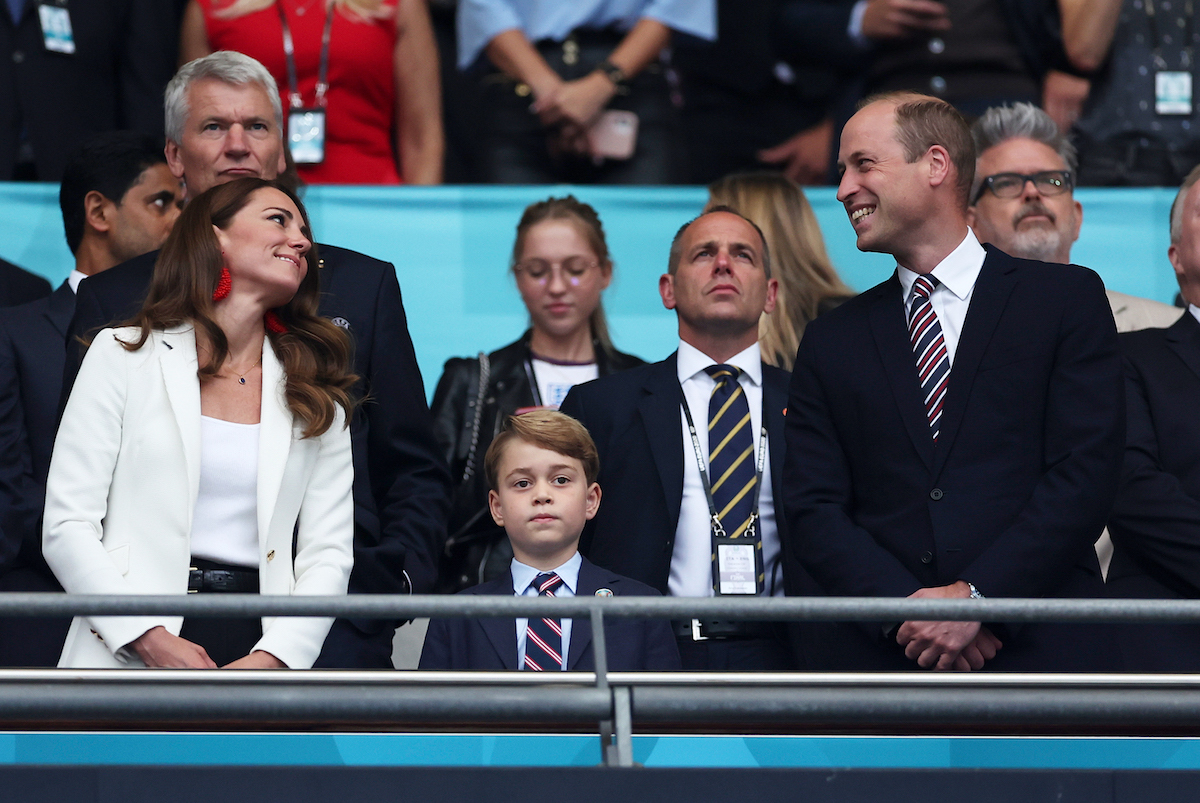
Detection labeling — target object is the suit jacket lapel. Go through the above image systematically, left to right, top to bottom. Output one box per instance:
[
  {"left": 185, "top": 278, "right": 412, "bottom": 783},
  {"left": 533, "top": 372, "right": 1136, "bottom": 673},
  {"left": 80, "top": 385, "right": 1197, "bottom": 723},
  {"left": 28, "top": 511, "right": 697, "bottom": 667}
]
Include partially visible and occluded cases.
[
  {"left": 932, "top": 251, "right": 1016, "bottom": 477},
  {"left": 869, "top": 275, "right": 936, "bottom": 469},
  {"left": 44, "top": 282, "right": 75, "bottom": 339},
  {"left": 1166, "top": 312, "right": 1200, "bottom": 383},
  {"left": 159, "top": 326, "right": 202, "bottom": 523},
  {"left": 257, "top": 336, "right": 293, "bottom": 545},
  {"left": 638, "top": 355, "right": 686, "bottom": 533},
  {"left": 762, "top": 365, "right": 788, "bottom": 504},
  {"left": 479, "top": 574, "right": 519, "bottom": 670}
]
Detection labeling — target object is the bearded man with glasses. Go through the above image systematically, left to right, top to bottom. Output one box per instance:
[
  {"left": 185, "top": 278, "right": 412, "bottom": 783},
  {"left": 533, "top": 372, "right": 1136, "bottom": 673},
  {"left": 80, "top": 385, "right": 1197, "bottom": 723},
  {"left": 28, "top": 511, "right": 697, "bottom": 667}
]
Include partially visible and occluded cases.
[{"left": 968, "top": 102, "right": 1182, "bottom": 332}]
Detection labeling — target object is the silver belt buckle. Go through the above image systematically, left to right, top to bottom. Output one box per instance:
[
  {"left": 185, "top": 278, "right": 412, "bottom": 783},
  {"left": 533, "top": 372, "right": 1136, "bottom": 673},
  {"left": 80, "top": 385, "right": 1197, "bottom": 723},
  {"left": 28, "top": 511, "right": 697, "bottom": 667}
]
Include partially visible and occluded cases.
[{"left": 691, "top": 618, "right": 708, "bottom": 641}]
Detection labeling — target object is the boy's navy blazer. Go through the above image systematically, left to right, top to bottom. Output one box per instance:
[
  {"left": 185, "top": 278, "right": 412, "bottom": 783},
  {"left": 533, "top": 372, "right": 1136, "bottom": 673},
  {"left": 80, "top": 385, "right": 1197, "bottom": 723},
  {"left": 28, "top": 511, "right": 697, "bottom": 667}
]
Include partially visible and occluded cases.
[{"left": 419, "top": 556, "right": 682, "bottom": 671}]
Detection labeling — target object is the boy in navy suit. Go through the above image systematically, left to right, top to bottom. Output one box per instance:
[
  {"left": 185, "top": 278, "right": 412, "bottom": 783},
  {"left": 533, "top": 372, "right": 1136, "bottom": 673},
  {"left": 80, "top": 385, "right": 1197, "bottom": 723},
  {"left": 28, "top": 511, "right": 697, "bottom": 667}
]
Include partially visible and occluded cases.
[{"left": 420, "top": 411, "right": 681, "bottom": 671}]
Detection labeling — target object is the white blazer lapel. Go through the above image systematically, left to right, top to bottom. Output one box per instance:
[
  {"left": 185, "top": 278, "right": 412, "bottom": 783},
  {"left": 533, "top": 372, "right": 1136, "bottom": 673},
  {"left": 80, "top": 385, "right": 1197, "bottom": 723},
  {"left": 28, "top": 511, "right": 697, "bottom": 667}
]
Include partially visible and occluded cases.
[
  {"left": 159, "top": 326, "right": 202, "bottom": 523},
  {"left": 257, "top": 336, "right": 293, "bottom": 545}
]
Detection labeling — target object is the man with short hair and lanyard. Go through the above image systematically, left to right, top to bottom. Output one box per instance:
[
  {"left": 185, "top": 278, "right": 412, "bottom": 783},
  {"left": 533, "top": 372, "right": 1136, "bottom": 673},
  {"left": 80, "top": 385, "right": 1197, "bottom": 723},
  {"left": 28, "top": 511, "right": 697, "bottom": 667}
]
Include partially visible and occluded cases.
[{"left": 560, "top": 208, "right": 796, "bottom": 670}]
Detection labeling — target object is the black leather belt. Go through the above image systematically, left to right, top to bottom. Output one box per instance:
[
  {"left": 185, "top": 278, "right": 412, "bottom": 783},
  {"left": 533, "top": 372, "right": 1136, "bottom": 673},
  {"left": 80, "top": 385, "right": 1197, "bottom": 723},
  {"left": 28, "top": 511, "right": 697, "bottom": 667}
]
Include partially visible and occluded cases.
[
  {"left": 187, "top": 565, "right": 259, "bottom": 593},
  {"left": 673, "top": 619, "right": 774, "bottom": 642}
]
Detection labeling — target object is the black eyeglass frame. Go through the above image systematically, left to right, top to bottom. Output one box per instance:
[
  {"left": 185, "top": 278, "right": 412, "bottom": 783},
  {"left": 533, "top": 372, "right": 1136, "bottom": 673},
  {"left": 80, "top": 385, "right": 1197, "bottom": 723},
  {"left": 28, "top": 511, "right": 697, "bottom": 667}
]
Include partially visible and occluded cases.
[{"left": 973, "top": 170, "right": 1074, "bottom": 204}]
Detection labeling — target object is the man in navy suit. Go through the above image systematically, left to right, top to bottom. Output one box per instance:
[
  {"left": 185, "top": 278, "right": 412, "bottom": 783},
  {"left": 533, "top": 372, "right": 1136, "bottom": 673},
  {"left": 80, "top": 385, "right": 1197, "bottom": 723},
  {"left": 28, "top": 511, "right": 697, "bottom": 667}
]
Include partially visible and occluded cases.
[
  {"left": 63, "top": 52, "right": 452, "bottom": 668},
  {"left": 785, "top": 92, "right": 1124, "bottom": 672},
  {"left": 0, "top": 131, "right": 181, "bottom": 666},
  {"left": 1107, "top": 165, "right": 1200, "bottom": 672},
  {"left": 560, "top": 208, "right": 795, "bottom": 670},
  {"left": 0, "top": 257, "right": 49, "bottom": 308},
  {"left": 419, "top": 411, "right": 680, "bottom": 672}
]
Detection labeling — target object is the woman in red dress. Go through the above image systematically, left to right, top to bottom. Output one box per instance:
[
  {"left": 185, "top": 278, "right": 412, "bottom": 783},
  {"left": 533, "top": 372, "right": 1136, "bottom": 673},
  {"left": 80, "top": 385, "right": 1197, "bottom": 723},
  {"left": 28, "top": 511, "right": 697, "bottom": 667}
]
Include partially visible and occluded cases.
[{"left": 180, "top": 0, "right": 443, "bottom": 184}]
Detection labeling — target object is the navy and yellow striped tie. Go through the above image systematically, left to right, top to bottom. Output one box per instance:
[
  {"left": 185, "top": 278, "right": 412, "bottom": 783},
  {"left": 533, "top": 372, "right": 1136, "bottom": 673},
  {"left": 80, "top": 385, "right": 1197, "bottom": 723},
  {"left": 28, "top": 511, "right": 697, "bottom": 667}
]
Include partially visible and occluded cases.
[{"left": 705, "top": 364, "right": 757, "bottom": 540}]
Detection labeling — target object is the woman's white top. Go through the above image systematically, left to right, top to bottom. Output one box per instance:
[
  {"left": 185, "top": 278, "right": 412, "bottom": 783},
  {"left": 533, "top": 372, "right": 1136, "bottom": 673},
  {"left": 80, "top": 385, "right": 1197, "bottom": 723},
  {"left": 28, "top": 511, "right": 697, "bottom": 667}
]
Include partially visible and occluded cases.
[
  {"left": 531, "top": 358, "right": 598, "bottom": 409},
  {"left": 190, "top": 416, "right": 261, "bottom": 569}
]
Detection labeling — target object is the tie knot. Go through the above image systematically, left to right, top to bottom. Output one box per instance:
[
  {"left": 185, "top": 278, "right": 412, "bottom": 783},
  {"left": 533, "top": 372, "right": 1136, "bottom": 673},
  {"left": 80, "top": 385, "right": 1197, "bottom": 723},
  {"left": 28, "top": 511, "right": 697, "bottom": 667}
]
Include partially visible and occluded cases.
[
  {"left": 912, "top": 274, "right": 939, "bottom": 300},
  {"left": 705, "top": 364, "right": 741, "bottom": 383},
  {"left": 533, "top": 573, "right": 563, "bottom": 596}
]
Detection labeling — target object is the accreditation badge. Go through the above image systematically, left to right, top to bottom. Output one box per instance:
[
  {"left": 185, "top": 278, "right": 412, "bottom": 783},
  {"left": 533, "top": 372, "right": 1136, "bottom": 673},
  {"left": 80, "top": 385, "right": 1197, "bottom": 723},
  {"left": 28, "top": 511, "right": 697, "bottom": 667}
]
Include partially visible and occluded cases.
[
  {"left": 38, "top": 4, "right": 75, "bottom": 54},
  {"left": 1156, "top": 71, "right": 1193, "bottom": 115},
  {"left": 288, "top": 107, "right": 327, "bottom": 165},
  {"left": 714, "top": 538, "right": 763, "bottom": 596}
]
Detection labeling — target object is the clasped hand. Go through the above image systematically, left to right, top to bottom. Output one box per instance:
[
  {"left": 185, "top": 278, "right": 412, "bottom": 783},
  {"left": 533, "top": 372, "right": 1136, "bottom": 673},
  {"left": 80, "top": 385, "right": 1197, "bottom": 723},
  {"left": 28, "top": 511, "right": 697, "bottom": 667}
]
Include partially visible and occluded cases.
[{"left": 895, "top": 582, "right": 1002, "bottom": 671}]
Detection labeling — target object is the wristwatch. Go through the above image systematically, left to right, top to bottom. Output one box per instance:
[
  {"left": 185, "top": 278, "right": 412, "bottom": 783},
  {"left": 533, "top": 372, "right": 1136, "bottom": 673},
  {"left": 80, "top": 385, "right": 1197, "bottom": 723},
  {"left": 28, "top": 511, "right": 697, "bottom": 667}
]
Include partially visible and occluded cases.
[
  {"left": 594, "top": 59, "right": 628, "bottom": 88},
  {"left": 966, "top": 582, "right": 984, "bottom": 599}
]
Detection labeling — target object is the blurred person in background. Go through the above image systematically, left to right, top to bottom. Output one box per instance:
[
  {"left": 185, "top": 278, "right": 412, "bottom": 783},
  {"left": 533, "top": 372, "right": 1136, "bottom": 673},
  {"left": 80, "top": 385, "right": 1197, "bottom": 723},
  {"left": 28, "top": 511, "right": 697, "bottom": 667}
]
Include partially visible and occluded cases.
[
  {"left": 1, "top": 0, "right": 176, "bottom": 181},
  {"left": 180, "top": 0, "right": 444, "bottom": 184},
  {"left": 456, "top": 0, "right": 714, "bottom": 183},
  {"left": 706, "top": 171, "right": 855, "bottom": 369},
  {"left": 431, "top": 195, "right": 644, "bottom": 592}
]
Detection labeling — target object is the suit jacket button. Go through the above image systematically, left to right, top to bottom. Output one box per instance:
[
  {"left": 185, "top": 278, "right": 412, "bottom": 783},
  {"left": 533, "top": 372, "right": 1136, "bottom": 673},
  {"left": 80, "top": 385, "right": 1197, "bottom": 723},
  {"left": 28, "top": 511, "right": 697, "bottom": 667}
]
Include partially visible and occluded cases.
[
  {"left": 929, "top": 488, "right": 944, "bottom": 500},
  {"left": 267, "top": 550, "right": 275, "bottom": 561},
  {"left": 920, "top": 551, "right": 934, "bottom": 564}
]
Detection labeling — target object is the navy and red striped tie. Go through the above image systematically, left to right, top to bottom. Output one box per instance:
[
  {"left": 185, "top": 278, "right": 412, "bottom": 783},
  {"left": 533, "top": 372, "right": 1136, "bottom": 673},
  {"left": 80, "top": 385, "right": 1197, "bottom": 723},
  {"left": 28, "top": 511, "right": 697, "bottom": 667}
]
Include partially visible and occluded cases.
[
  {"left": 908, "top": 275, "right": 950, "bottom": 441},
  {"left": 524, "top": 573, "right": 564, "bottom": 671}
]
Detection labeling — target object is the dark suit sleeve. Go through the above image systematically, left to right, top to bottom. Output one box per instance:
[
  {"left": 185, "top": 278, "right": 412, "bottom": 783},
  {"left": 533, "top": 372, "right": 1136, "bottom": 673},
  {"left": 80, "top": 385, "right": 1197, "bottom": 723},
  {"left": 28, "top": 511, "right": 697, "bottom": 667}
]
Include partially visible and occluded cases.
[
  {"left": 118, "top": 0, "right": 174, "bottom": 135},
  {"left": 774, "top": 0, "right": 869, "bottom": 69},
  {"left": 356, "top": 266, "right": 452, "bottom": 596},
  {"left": 960, "top": 270, "right": 1124, "bottom": 597},
  {"left": 61, "top": 277, "right": 113, "bottom": 415},
  {"left": 0, "top": 319, "right": 37, "bottom": 573},
  {"left": 785, "top": 324, "right": 925, "bottom": 599},
  {"left": 1109, "top": 348, "right": 1200, "bottom": 597},
  {"left": 417, "top": 617, "right": 452, "bottom": 670},
  {"left": 643, "top": 617, "right": 683, "bottom": 670}
]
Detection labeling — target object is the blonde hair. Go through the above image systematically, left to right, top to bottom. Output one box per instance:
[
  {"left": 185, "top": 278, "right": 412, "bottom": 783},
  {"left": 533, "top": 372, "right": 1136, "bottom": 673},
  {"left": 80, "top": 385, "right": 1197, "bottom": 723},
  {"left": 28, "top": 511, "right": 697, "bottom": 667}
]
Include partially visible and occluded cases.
[
  {"left": 212, "top": 0, "right": 386, "bottom": 20},
  {"left": 706, "top": 172, "right": 853, "bottom": 369}
]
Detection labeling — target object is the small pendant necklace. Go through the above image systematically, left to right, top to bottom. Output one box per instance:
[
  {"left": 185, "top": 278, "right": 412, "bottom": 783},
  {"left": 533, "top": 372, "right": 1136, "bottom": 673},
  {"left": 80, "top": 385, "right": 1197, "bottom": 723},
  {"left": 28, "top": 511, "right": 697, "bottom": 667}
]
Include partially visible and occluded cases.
[{"left": 230, "top": 355, "right": 263, "bottom": 386}]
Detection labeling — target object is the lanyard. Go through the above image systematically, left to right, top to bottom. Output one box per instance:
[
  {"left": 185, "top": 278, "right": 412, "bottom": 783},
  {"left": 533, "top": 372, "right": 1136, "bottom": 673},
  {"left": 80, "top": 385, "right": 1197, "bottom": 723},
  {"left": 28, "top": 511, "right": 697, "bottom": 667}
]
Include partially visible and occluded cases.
[
  {"left": 277, "top": 0, "right": 335, "bottom": 109},
  {"left": 1146, "top": 0, "right": 1195, "bottom": 70},
  {"left": 679, "top": 388, "right": 768, "bottom": 541}
]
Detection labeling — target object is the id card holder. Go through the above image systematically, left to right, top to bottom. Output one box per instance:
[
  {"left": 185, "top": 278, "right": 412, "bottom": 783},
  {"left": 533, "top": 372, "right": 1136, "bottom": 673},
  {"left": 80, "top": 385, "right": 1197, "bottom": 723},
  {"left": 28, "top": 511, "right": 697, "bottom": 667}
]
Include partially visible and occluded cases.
[
  {"left": 38, "top": 3, "right": 75, "bottom": 54},
  {"left": 1156, "top": 71, "right": 1193, "bottom": 115},
  {"left": 288, "top": 107, "right": 326, "bottom": 165},
  {"left": 713, "top": 537, "right": 763, "bottom": 596}
]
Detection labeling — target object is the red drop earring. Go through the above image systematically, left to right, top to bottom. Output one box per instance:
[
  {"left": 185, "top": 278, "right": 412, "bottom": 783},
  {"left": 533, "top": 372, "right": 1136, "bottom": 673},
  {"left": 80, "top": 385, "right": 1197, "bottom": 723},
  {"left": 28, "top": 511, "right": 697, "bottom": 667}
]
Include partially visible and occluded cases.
[
  {"left": 213, "top": 265, "right": 232, "bottom": 301},
  {"left": 264, "top": 310, "right": 287, "bottom": 334}
]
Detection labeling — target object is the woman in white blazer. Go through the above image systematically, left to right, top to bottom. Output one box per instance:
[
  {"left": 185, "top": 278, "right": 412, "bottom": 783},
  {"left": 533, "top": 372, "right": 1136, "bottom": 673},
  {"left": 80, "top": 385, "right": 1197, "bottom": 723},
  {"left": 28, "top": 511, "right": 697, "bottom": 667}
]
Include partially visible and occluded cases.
[{"left": 44, "top": 177, "right": 357, "bottom": 669}]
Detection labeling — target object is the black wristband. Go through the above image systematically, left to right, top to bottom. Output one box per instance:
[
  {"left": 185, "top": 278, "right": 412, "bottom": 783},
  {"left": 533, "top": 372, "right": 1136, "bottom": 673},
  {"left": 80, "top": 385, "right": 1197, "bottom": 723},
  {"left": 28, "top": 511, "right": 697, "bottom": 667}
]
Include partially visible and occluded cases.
[{"left": 594, "top": 59, "right": 627, "bottom": 87}]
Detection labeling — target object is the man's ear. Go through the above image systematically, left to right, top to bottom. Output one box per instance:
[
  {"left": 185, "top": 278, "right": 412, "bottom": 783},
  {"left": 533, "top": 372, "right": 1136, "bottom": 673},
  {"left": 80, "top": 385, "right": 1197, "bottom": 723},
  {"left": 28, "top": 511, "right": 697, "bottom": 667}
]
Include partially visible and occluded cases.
[
  {"left": 165, "top": 139, "right": 186, "bottom": 181},
  {"left": 926, "top": 144, "right": 952, "bottom": 189},
  {"left": 84, "top": 190, "right": 114, "bottom": 234},
  {"left": 659, "top": 273, "right": 676, "bottom": 311}
]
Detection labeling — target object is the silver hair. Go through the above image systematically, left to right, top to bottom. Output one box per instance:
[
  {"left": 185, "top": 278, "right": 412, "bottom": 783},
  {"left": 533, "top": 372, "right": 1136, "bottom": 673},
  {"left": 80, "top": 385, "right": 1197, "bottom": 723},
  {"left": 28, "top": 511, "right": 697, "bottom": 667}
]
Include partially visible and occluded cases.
[
  {"left": 164, "top": 51, "right": 283, "bottom": 145},
  {"left": 969, "top": 103, "right": 1077, "bottom": 200},
  {"left": 1171, "top": 164, "right": 1200, "bottom": 242}
]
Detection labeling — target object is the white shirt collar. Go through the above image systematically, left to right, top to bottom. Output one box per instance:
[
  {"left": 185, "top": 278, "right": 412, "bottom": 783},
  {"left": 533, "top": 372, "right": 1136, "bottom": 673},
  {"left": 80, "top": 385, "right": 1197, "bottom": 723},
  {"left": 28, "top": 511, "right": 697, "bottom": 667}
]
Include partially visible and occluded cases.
[
  {"left": 897, "top": 228, "right": 985, "bottom": 304},
  {"left": 67, "top": 270, "right": 88, "bottom": 294},
  {"left": 676, "top": 339, "right": 763, "bottom": 387},
  {"left": 511, "top": 551, "right": 582, "bottom": 595}
]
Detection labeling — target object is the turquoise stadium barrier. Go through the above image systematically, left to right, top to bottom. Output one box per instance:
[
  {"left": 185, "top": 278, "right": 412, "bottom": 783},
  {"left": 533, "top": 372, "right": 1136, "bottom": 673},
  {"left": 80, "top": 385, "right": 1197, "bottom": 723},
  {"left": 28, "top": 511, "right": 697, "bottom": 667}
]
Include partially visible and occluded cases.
[{"left": 0, "top": 184, "right": 1183, "bottom": 399}]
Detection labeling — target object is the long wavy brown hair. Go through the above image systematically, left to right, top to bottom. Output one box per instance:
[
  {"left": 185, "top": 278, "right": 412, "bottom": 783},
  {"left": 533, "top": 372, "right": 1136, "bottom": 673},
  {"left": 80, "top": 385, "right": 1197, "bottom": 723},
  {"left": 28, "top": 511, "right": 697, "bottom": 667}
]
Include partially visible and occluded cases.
[
  {"left": 707, "top": 172, "right": 854, "bottom": 370},
  {"left": 121, "top": 177, "right": 356, "bottom": 438}
]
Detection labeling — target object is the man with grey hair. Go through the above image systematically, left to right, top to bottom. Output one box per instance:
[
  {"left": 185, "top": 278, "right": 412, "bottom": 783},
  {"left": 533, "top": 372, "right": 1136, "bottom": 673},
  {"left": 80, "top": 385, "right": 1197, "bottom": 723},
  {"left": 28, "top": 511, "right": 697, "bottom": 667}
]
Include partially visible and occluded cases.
[
  {"left": 63, "top": 52, "right": 452, "bottom": 669},
  {"left": 968, "top": 102, "right": 1181, "bottom": 333},
  {"left": 1107, "top": 163, "right": 1200, "bottom": 671}
]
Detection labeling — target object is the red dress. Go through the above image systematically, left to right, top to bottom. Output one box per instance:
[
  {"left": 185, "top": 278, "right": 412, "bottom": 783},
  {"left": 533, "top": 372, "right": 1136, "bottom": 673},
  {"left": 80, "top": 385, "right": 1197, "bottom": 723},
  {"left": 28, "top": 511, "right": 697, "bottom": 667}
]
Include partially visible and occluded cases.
[{"left": 199, "top": 0, "right": 401, "bottom": 184}]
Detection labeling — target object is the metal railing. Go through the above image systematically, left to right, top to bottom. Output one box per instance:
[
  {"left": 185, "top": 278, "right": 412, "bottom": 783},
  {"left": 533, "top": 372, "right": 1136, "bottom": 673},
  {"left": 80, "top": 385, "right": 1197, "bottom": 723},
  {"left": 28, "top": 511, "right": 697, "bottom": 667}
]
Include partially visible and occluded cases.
[{"left": 5, "top": 593, "right": 1200, "bottom": 765}]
